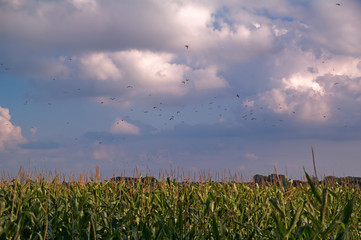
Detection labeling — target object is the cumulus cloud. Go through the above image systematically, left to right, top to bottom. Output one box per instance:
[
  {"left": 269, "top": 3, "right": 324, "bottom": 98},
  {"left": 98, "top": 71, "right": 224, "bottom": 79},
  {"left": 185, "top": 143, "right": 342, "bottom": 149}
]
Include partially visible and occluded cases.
[
  {"left": 0, "top": 1, "right": 277, "bottom": 78},
  {"left": 258, "top": 41, "right": 361, "bottom": 123},
  {"left": 76, "top": 49, "right": 231, "bottom": 101},
  {"left": 78, "top": 50, "right": 190, "bottom": 96},
  {"left": 80, "top": 53, "right": 122, "bottom": 81},
  {"left": 192, "top": 65, "right": 228, "bottom": 90},
  {"left": 0, "top": 106, "right": 26, "bottom": 151},
  {"left": 110, "top": 118, "right": 140, "bottom": 135}
]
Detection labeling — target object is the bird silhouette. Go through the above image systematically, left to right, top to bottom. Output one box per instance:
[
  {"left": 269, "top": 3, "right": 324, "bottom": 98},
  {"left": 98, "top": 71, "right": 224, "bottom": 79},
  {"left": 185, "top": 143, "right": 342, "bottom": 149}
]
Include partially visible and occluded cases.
[{"left": 185, "top": 45, "right": 189, "bottom": 49}]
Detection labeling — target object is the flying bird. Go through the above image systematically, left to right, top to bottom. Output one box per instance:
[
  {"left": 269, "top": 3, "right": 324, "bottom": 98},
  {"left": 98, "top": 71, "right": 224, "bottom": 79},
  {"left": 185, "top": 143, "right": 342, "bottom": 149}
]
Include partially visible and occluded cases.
[
  {"left": 336, "top": 3, "right": 341, "bottom": 6},
  {"left": 185, "top": 45, "right": 189, "bottom": 49},
  {"left": 236, "top": 94, "right": 240, "bottom": 98}
]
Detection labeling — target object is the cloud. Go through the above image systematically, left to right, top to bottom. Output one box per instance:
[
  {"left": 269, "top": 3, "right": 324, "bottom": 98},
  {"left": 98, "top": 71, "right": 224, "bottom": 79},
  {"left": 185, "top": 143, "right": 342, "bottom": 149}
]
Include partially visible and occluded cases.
[
  {"left": 0, "top": 1, "right": 276, "bottom": 79},
  {"left": 308, "top": 1, "right": 361, "bottom": 56},
  {"left": 258, "top": 43, "right": 361, "bottom": 122},
  {"left": 74, "top": 49, "right": 229, "bottom": 101},
  {"left": 73, "top": 50, "right": 192, "bottom": 98},
  {"left": 80, "top": 52, "right": 122, "bottom": 81},
  {"left": 192, "top": 65, "right": 228, "bottom": 90},
  {"left": 0, "top": 106, "right": 26, "bottom": 151},
  {"left": 110, "top": 118, "right": 140, "bottom": 135}
]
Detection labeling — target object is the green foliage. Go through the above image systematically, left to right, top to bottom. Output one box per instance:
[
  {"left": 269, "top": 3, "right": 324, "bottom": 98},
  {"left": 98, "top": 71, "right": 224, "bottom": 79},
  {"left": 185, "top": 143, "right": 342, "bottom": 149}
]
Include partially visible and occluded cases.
[{"left": 0, "top": 171, "right": 360, "bottom": 239}]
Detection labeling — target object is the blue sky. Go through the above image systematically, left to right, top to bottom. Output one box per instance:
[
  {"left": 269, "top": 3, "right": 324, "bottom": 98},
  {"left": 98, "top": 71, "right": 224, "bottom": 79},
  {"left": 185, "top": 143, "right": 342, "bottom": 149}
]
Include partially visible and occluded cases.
[{"left": 1, "top": 0, "right": 361, "bottom": 180}]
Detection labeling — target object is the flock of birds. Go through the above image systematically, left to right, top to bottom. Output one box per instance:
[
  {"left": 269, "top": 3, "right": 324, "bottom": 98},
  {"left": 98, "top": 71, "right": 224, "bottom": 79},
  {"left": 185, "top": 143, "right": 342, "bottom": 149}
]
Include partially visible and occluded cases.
[
  {"left": 0, "top": 1, "right": 350, "bottom": 146},
  {"left": 1, "top": 44, "right": 344, "bottom": 136},
  {"left": 1, "top": 44, "right": 290, "bottom": 146}
]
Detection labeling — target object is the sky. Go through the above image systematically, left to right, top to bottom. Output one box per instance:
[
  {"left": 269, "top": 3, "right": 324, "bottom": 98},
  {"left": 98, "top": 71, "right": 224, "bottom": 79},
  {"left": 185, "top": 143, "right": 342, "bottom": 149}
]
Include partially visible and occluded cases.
[{"left": 1, "top": 0, "right": 361, "bottom": 180}]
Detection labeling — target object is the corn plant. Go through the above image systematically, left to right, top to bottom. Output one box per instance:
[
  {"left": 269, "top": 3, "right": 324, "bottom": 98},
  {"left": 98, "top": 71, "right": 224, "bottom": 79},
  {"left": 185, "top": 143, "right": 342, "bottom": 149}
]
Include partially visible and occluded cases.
[{"left": 0, "top": 168, "right": 360, "bottom": 239}]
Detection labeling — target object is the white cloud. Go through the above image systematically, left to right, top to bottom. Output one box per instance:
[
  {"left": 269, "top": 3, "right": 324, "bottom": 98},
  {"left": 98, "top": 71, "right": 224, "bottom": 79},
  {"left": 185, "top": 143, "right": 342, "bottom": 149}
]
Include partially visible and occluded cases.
[
  {"left": 260, "top": 47, "right": 361, "bottom": 122},
  {"left": 78, "top": 49, "right": 231, "bottom": 99},
  {"left": 79, "top": 50, "right": 191, "bottom": 96},
  {"left": 113, "top": 50, "right": 189, "bottom": 95},
  {"left": 80, "top": 53, "right": 122, "bottom": 81},
  {"left": 192, "top": 65, "right": 228, "bottom": 90},
  {"left": 282, "top": 73, "right": 324, "bottom": 95},
  {"left": 260, "top": 88, "right": 330, "bottom": 122},
  {"left": 0, "top": 106, "right": 26, "bottom": 151},
  {"left": 110, "top": 118, "right": 140, "bottom": 135}
]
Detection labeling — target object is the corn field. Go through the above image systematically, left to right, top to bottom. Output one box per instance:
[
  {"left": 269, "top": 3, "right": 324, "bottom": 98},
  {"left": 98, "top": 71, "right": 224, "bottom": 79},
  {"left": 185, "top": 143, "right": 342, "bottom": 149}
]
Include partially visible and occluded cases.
[{"left": 0, "top": 168, "right": 360, "bottom": 239}]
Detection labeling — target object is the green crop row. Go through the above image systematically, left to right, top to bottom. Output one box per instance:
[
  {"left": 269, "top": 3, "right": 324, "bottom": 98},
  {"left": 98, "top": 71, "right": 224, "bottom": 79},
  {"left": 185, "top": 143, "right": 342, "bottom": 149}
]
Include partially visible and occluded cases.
[{"left": 0, "top": 169, "right": 360, "bottom": 239}]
